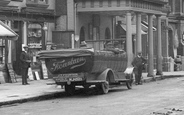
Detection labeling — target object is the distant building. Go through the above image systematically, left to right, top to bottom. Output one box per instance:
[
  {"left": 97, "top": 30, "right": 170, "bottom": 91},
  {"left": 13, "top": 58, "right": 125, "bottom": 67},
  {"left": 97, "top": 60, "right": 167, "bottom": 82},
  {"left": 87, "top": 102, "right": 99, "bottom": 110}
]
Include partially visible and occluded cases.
[
  {"left": 0, "top": 0, "right": 56, "bottom": 75},
  {"left": 1, "top": 0, "right": 177, "bottom": 77},
  {"left": 59, "top": 0, "right": 169, "bottom": 76},
  {"left": 168, "top": 0, "right": 184, "bottom": 58}
]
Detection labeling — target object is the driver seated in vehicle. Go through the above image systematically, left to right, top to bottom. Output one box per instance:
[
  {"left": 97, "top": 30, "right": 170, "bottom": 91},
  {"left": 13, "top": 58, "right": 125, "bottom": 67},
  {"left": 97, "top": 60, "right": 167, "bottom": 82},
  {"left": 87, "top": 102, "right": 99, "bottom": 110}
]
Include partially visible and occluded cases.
[
  {"left": 114, "top": 41, "right": 125, "bottom": 53},
  {"left": 104, "top": 42, "right": 124, "bottom": 54}
]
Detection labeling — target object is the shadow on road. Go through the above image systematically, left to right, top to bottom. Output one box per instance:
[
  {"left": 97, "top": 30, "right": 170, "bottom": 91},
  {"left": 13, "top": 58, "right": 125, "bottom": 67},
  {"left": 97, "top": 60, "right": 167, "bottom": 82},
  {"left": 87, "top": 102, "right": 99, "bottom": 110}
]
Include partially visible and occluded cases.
[{"left": 0, "top": 85, "right": 131, "bottom": 108}]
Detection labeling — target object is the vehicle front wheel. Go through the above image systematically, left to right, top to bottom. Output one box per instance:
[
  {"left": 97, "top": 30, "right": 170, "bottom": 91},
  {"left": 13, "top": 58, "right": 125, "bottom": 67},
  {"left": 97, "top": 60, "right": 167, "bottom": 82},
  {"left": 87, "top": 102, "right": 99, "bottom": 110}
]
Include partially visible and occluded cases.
[
  {"left": 126, "top": 73, "right": 134, "bottom": 89},
  {"left": 126, "top": 81, "right": 132, "bottom": 89},
  {"left": 65, "top": 84, "right": 75, "bottom": 96}
]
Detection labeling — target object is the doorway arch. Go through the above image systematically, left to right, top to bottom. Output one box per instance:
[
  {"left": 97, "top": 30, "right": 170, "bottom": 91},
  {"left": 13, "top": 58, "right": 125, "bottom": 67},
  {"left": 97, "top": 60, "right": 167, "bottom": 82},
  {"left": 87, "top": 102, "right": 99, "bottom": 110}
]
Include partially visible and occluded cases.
[
  {"left": 79, "top": 26, "right": 85, "bottom": 43},
  {"left": 105, "top": 27, "right": 111, "bottom": 40},
  {"left": 168, "top": 29, "right": 174, "bottom": 58}
]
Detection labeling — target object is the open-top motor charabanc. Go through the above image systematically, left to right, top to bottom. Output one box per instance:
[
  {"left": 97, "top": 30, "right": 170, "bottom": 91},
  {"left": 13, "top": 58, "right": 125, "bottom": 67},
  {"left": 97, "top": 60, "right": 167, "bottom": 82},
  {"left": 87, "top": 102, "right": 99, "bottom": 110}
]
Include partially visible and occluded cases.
[{"left": 37, "top": 42, "right": 134, "bottom": 95}]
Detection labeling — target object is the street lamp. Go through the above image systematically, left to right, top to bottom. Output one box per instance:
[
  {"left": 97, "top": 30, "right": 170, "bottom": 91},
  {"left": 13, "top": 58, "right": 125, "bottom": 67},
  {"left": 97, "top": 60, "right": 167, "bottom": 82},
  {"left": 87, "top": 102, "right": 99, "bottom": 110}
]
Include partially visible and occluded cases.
[{"left": 42, "top": 22, "right": 48, "bottom": 31}]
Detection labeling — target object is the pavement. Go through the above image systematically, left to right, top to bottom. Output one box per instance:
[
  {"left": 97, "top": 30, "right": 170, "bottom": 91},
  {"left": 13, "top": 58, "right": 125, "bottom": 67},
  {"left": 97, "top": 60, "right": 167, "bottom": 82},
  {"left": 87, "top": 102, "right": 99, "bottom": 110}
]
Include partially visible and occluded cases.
[{"left": 0, "top": 71, "right": 184, "bottom": 107}]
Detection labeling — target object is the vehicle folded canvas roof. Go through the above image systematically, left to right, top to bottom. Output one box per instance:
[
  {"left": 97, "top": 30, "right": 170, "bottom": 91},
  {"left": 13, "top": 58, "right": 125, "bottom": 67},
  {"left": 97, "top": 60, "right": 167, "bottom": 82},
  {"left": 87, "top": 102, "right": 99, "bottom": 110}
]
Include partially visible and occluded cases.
[{"left": 37, "top": 48, "right": 94, "bottom": 58}]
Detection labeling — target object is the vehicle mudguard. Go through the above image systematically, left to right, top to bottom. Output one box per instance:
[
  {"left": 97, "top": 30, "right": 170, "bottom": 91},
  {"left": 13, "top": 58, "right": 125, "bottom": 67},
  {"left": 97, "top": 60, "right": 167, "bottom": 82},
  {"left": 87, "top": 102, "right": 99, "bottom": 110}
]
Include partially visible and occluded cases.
[
  {"left": 124, "top": 67, "right": 134, "bottom": 79},
  {"left": 124, "top": 67, "right": 134, "bottom": 74},
  {"left": 86, "top": 68, "right": 116, "bottom": 83}
]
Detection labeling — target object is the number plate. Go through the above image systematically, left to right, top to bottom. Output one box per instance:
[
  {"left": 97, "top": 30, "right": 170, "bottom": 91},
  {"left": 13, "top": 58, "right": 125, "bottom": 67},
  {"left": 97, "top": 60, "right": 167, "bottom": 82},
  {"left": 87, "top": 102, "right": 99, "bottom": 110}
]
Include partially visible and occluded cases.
[{"left": 53, "top": 73, "right": 83, "bottom": 82}]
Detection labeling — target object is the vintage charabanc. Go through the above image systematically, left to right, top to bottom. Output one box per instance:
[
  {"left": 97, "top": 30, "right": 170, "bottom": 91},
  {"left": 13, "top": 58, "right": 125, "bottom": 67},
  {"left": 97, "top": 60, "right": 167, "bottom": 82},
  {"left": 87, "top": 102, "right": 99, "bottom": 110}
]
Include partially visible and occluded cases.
[{"left": 37, "top": 46, "right": 134, "bottom": 95}]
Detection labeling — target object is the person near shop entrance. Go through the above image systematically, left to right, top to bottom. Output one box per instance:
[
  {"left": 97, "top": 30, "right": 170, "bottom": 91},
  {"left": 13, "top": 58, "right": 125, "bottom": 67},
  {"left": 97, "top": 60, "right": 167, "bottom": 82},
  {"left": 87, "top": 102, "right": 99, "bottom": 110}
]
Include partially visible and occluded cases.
[
  {"left": 20, "top": 45, "right": 31, "bottom": 85},
  {"left": 132, "top": 52, "right": 147, "bottom": 85}
]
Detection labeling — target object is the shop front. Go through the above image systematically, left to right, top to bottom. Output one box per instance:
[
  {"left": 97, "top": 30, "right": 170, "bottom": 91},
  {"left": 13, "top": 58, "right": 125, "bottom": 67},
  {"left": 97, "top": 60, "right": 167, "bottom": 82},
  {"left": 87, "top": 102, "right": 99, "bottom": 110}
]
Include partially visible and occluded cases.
[
  {"left": 0, "top": 0, "right": 56, "bottom": 83},
  {"left": 0, "top": 20, "right": 19, "bottom": 83}
]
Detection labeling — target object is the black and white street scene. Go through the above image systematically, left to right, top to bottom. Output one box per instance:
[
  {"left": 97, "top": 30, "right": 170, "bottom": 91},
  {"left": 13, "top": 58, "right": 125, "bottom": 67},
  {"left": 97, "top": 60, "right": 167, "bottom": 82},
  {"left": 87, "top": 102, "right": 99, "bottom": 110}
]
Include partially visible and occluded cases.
[{"left": 1, "top": 0, "right": 184, "bottom": 115}]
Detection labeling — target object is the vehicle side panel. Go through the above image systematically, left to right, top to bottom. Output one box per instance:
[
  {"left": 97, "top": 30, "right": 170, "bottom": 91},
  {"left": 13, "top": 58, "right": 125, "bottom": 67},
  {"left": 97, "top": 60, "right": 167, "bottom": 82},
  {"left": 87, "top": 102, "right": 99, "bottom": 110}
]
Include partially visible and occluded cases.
[{"left": 91, "top": 50, "right": 127, "bottom": 73}]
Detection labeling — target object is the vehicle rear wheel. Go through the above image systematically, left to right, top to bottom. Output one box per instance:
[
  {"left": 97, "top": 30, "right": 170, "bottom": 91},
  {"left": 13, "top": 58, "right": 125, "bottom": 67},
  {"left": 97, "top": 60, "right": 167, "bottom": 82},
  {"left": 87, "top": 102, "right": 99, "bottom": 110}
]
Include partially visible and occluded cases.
[
  {"left": 96, "top": 78, "right": 110, "bottom": 94},
  {"left": 101, "top": 81, "right": 109, "bottom": 94},
  {"left": 65, "top": 84, "right": 75, "bottom": 96}
]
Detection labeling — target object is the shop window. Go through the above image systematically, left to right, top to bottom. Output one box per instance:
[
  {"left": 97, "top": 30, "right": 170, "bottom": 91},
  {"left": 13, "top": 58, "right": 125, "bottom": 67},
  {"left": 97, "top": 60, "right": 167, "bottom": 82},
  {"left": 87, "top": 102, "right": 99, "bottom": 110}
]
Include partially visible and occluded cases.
[
  {"left": 0, "top": 20, "right": 9, "bottom": 64},
  {"left": 27, "top": 23, "right": 42, "bottom": 57},
  {"left": 0, "top": 39, "right": 5, "bottom": 64}
]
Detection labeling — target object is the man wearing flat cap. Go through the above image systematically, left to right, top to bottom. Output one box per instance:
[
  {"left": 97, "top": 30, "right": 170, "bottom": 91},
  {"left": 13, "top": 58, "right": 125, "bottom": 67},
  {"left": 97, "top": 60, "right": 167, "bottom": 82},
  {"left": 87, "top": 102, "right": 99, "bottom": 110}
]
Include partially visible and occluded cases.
[{"left": 20, "top": 44, "right": 31, "bottom": 85}]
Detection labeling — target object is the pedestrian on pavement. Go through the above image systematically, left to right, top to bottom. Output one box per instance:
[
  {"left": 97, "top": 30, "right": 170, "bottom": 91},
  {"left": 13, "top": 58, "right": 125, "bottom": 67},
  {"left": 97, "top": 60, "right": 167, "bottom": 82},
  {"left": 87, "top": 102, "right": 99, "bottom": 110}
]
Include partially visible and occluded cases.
[
  {"left": 20, "top": 45, "right": 31, "bottom": 85},
  {"left": 131, "top": 52, "right": 147, "bottom": 85}
]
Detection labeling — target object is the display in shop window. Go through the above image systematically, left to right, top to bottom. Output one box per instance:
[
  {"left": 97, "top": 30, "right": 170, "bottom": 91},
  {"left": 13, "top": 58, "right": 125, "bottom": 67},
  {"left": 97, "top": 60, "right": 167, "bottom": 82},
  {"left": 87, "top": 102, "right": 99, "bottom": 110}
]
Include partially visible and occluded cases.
[
  {"left": 27, "top": 23, "right": 42, "bottom": 53},
  {"left": 27, "top": 23, "right": 43, "bottom": 80},
  {"left": 0, "top": 39, "right": 5, "bottom": 64}
]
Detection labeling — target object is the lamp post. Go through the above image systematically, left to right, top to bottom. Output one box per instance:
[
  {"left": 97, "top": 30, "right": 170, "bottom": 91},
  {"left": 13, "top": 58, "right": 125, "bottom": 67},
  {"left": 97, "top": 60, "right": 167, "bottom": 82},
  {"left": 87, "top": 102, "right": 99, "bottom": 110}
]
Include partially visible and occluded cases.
[{"left": 42, "top": 22, "right": 48, "bottom": 50}]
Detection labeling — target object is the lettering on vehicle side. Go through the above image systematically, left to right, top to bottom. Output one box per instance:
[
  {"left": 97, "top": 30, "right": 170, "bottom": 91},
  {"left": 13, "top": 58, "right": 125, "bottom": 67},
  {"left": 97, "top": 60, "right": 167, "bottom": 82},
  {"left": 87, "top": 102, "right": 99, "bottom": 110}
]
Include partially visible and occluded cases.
[{"left": 50, "top": 57, "right": 86, "bottom": 72}]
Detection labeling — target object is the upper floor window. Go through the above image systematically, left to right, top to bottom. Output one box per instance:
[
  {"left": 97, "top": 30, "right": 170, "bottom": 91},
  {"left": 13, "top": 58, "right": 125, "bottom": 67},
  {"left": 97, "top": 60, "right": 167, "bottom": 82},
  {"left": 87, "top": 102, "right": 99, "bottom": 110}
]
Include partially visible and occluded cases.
[
  {"left": 11, "top": 0, "right": 23, "bottom": 2},
  {"left": 26, "top": 0, "right": 48, "bottom": 4},
  {"left": 38, "top": 0, "right": 47, "bottom": 4},
  {"left": 168, "top": 0, "right": 174, "bottom": 13}
]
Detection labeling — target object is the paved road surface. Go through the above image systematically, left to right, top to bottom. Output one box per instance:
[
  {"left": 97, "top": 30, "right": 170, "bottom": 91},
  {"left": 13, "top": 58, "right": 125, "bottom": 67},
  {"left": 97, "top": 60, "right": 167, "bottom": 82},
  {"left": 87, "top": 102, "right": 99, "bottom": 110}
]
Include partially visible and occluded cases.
[{"left": 1, "top": 77, "right": 184, "bottom": 115}]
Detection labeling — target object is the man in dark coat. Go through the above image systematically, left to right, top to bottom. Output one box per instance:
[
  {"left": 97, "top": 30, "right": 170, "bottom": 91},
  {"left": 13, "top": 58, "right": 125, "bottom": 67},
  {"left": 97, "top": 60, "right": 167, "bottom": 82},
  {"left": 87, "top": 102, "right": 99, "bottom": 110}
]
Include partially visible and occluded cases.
[
  {"left": 20, "top": 45, "right": 31, "bottom": 85},
  {"left": 132, "top": 52, "right": 147, "bottom": 85}
]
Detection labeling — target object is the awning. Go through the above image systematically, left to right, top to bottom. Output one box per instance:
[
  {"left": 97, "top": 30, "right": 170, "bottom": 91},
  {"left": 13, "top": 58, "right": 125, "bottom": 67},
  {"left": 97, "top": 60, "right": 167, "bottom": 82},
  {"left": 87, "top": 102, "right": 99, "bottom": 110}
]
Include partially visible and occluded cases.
[
  {"left": 0, "top": 20, "right": 18, "bottom": 40},
  {"left": 141, "top": 21, "right": 157, "bottom": 31},
  {"left": 120, "top": 24, "right": 147, "bottom": 35}
]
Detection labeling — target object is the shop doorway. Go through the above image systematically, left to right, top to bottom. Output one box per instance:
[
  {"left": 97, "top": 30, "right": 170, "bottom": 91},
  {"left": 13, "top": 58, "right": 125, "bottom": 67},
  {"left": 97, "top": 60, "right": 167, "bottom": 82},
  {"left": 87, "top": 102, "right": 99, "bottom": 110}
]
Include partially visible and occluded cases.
[
  {"left": 79, "top": 26, "right": 85, "bottom": 44},
  {"left": 105, "top": 27, "right": 111, "bottom": 46},
  {"left": 168, "top": 29, "right": 174, "bottom": 58}
]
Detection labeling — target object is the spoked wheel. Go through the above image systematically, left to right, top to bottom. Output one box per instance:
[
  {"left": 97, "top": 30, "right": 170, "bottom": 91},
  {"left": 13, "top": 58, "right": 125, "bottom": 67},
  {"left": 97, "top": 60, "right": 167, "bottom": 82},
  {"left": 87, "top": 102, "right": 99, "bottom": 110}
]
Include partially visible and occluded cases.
[
  {"left": 126, "top": 73, "right": 134, "bottom": 89},
  {"left": 96, "top": 77, "right": 110, "bottom": 94},
  {"left": 101, "top": 81, "right": 109, "bottom": 94},
  {"left": 65, "top": 84, "right": 75, "bottom": 96}
]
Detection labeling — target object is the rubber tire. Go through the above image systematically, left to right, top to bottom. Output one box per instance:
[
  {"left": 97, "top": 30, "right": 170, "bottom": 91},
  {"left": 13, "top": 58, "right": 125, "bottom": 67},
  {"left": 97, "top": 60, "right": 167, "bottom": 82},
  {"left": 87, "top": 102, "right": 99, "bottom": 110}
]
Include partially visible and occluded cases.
[
  {"left": 126, "top": 73, "right": 134, "bottom": 89},
  {"left": 96, "top": 80, "right": 109, "bottom": 94},
  {"left": 101, "top": 81, "right": 109, "bottom": 94},
  {"left": 126, "top": 81, "right": 132, "bottom": 89},
  {"left": 65, "top": 84, "right": 75, "bottom": 96}
]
